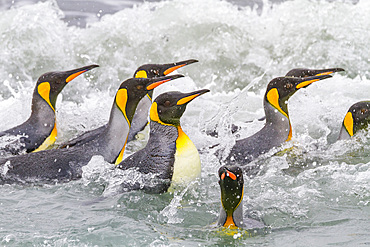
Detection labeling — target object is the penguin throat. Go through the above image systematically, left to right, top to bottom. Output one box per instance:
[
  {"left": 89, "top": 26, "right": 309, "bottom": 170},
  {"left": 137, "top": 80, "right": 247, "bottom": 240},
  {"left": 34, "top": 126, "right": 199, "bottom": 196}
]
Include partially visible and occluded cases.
[
  {"left": 37, "top": 82, "right": 55, "bottom": 111},
  {"left": 266, "top": 88, "right": 289, "bottom": 119},
  {"left": 265, "top": 89, "right": 292, "bottom": 141},
  {"left": 32, "top": 121, "right": 58, "bottom": 152},
  {"left": 221, "top": 186, "right": 243, "bottom": 219},
  {"left": 224, "top": 216, "right": 237, "bottom": 229}
]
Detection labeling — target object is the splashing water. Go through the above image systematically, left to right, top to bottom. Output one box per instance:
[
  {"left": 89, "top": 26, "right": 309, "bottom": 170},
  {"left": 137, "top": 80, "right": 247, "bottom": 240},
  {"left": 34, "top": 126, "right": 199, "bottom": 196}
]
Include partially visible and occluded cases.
[{"left": 0, "top": 0, "right": 369, "bottom": 246}]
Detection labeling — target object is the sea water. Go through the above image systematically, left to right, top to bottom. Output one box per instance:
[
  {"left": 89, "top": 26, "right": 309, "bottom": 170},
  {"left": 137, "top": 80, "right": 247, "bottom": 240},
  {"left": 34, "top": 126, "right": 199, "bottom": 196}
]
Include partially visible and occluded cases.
[{"left": 0, "top": 0, "right": 369, "bottom": 246}]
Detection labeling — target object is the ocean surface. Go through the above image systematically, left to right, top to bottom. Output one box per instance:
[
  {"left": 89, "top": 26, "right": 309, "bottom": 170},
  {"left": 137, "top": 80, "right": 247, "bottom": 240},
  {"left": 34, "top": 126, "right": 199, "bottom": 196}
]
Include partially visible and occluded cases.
[{"left": 0, "top": 0, "right": 369, "bottom": 246}]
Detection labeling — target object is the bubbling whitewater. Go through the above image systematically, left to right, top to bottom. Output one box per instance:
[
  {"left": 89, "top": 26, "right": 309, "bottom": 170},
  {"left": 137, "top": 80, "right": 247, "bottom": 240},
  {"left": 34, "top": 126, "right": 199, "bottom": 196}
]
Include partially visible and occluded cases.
[{"left": 0, "top": 0, "right": 369, "bottom": 246}]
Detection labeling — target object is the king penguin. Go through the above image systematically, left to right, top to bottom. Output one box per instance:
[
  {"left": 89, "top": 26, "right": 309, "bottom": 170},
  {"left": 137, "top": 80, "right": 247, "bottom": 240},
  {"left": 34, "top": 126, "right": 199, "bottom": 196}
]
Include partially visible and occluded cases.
[
  {"left": 59, "top": 59, "right": 198, "bottom": 148},
  {"left": 129, "top": 59, "right": 198, "bottom": 142},
  {"left": 0, "top": 64, "right": 99, "bottom": 156},
  {"left": 220, "top": 67, "right": 346, "bottom": 136},
  {"left": 224, "top": 73, "right": 335, "bottom": 165},
  {"left": 0, "top": 75, "right": 183, "bottom": 184},
  {"left": 116, "top": 89, "right": 210, "bottom": 193},
  {"left": 338, "top": 101, "right": 370, "bottom": 140},
  {"left": 217, "top": 165, "right": 265, "bottom": 230}
]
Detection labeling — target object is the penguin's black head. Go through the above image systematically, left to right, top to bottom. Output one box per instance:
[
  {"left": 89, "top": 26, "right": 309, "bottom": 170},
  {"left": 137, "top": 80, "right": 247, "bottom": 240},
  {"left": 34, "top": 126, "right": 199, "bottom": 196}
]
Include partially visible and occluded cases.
[
  {"left": 134, "top": 59, "right": 198, "bottom": 79},
  {"left": 35, "top": 64, "right": 99, "bottom": 109},
  {"left": 285, "top": 67, "right": 345, "bottom": 78},
  {"left": 264, "top": 74, "right": 332, "bottom": 117},
  {"left": 115, "top": 75, "right": 184, "bottom": 121},
  {"left": 150, "top": 89, "right": 210, "bottom": 126},
  {"left": 342, "top": 101, "right": 370, "bottom": 137},
  {"left": 218, "top": 165, "right": 244, "bottom": 217}
]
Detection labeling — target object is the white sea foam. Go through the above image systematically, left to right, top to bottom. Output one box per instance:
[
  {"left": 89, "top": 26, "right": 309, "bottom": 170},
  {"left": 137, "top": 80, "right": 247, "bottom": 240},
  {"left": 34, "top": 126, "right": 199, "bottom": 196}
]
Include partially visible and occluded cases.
[{"left": 0, "top": 0, "right": 369, "bottom": 246}]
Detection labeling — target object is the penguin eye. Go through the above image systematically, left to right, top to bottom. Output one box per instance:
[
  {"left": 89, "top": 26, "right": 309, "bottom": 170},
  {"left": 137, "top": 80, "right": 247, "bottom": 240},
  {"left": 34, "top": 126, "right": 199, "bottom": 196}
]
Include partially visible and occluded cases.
[
  {"left": 152, "top": 69, "right": 160, "bottom": 76},
  {"left": 285, "top": 83, "right": 293, "bottom": 89},
  {"left": 136, "top": 85, "right": 143, "bottom": 90},
  {"left": 164, "top": 100, "right": 171, "bottom": 107},
  {"left": 361, "top": 108, "right": 368, "bottom": 114}
]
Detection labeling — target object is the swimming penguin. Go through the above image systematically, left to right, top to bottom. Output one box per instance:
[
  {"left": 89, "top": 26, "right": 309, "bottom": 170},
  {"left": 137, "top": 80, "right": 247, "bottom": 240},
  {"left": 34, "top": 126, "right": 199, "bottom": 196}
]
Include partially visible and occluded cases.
[
  {"left": 60, "top": 59, "right": 198, "bottom": 148},
  {"left": 129, "top": 59, "right": 198, "bottom": 142},
  {"left": 0, "top": 64, "right": 99, "bottom": 156},
  {"left": 209, "top": 67, "right": 346, "bottom": 137},
  {"left": 224, "top": 74, "right": 335, "bottom": 165},
  {"left": 0, "top": 75, "right": 182, "bottom": 184},
  {"left": 116, "top": 89, "right": 210, "bottom": 193},
  {"left": 338, "top": 101, "right": 370, "bottom": 140},
  {"left": 217, "top": 165, "right": 265, "bottom": 230}
]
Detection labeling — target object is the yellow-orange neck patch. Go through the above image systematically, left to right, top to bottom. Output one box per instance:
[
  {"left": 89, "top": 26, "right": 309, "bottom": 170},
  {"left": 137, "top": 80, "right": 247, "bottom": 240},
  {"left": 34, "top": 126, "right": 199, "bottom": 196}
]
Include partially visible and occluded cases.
[
  {"left": 38, "top": 82, "right": 55, "bottom": 111},
  {"left": 343, "top": 112, "right": 354, "bottom": 136},
  {"left": 32, "top": 122, "right": 57, "bottom": 152},
  {"left": 286, "top": 125, "right": 292, "bottom": 141},
  {"left": 115, "top": 135, "right": 129, "bottom": 165},
  {"left": 224, "top": 216, "right": 237, "bottom": 229}
]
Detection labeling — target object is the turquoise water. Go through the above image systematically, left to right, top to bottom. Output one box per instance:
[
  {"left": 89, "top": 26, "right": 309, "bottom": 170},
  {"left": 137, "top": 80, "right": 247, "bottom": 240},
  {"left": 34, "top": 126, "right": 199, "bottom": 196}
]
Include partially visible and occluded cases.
[{"left": 0, "top": 0, "right": 369, "bottom": 246}]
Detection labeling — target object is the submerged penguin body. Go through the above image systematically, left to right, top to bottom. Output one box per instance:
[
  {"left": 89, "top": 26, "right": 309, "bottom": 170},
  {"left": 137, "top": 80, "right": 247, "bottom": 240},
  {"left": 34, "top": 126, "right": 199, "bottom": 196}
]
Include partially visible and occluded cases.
[
  {"left": 225, "top": 73, "right": 337, "bottom": 165},
  {"left": 0, "top": 75, "right": 183, "bottom": 184}
]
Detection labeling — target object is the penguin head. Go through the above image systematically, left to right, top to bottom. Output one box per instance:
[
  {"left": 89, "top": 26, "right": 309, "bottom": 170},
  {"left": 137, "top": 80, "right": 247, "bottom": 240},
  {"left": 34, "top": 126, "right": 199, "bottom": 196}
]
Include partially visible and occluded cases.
[
  {"left": 133, "top": 59, "right": 198, "bottom": 79},
  {"left": 35, "top": 64, "right": 99, "bottom": 110},
  {"left": 285, "top": 67, "right": 345, "bottom": 78},
  {"left": 115, "top": 74, "right": 184, "bottom": 122},
  {"left": 264, "top": 74, "right": 332, "bottom": 117},
  {"left": 150, "top": 89, "right": 210, "bottom": 126},
  {"left": 342, "top": 101, "right": 370, "bottom": 137},
  {"left": 218, "top": 165, "right": 244, "bottom": 226}
]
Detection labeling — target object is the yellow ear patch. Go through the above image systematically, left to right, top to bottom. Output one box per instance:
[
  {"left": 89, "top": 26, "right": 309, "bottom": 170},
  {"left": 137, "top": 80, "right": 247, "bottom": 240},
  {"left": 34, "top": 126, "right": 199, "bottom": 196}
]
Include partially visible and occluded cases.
[
  {"left": 135, "top": 70, "right": 148, "bottom": 78},
  {"left": 296, "top": 79, "right": 319, "bottom": 89},
  {"left": 38, "top": 82, "right": 55, "bottom": 111},
  {"left": 116, "top": 88, "right": 130, "bottom": 127},
  {"left": 266, "top": 88, "right": 288, "bottom": 118},
  {"left": 177, "top": 94, "right": 199, "bottom": 105},
  {"left": 149, "top": 102, "right": 172, "bottom": 126},
  {"left": 343, "top": 112, "right": 354, "bottom": 136},
  {"left": 32, "top": 122, "right": 57, "bottom": 152}
]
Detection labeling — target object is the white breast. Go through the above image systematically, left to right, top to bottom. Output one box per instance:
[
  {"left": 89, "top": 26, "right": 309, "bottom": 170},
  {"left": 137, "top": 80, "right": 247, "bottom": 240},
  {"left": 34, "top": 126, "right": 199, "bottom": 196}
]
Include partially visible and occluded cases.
[{"left": 170, "top": 126, "right": 201, "bottom": 189}]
